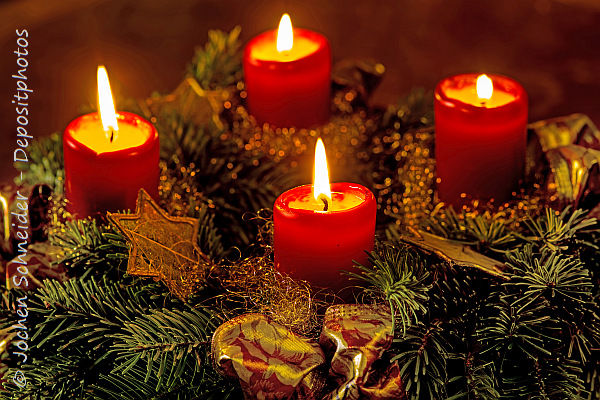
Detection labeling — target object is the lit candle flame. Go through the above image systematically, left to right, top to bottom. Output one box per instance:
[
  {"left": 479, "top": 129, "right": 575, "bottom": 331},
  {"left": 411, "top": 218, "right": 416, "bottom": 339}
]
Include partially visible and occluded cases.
[
  {"left": 277, "top": 13, "right": 293, "bottom": 52},
  {"left": 97, "top": 65, "right": 119, "bottom": 139},
  {"left": 476, "top": 74, "right": 493, "bottom": 101},
  {"left": 313, "top": 138, "right": 332, "bottom": 211}
]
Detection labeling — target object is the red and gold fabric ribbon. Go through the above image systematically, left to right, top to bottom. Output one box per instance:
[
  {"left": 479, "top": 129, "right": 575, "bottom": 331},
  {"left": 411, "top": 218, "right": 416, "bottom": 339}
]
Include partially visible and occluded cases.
[
  {"left": 527, "top": 113, "right": 600, "bottom": 216},
  {"left": 212, "top": 304, "right": 406, "bottom": 400}
]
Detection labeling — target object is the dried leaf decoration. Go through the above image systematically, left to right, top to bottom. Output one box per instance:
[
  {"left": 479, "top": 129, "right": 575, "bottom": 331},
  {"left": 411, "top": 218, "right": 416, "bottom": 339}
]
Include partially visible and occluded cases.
[
  {"left": 108, "top": 188, "right": 211, "bottom": 299},
  {"left": 402, "top": 229, "right": 507, "bottom": 278}
]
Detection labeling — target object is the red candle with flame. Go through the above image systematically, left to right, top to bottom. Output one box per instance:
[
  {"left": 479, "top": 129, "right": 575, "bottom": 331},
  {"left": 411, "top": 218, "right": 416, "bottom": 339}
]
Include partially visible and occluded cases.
[
  {"left": 243, "top": 14, "right": 331, "bottom": 128},
  {"left": 63, "top": 66, "right": 159, "bottom": 217},
  {"left": 434, "top": 73, "right": 528, "bottom": 205},
  {"left": 274, "top": 139, "right": 376, "bottom": 293}
]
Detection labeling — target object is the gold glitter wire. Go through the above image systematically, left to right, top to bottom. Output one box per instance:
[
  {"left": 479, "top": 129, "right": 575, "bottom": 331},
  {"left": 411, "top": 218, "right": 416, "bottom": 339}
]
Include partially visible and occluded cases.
[
  {"left": 227, "top": 92, "right": 376, "bottom": 176},
  {"left": 374, "top": 127, "right": 437, "bottom": 229},
  {"left": 158, "top": 160, "right": 210, "bottom": 217},
  {"left": 45, "top": 194, "right": 75, "bottom": 241},
  {"left": 241, "top": 208, "right": 274, "bottom": 249},
  {"left": 220, "top": 254, "right": 320, "bottom": 338}
]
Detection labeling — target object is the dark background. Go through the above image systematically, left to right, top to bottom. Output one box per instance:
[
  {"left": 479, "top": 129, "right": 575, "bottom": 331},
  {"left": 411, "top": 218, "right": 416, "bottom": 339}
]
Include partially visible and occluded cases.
[{"left": 1, "top": 0, "right": 600, "bottom": 184}]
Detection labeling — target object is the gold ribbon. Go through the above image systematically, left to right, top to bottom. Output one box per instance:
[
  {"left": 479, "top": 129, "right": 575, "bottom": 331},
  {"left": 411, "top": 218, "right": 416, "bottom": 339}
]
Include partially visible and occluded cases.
[
  {"left": 527, "top": 113, "right": 600, "bottom": 214},
  {"left": 212, "top": 304, "right": 406, "bottom": 400}
]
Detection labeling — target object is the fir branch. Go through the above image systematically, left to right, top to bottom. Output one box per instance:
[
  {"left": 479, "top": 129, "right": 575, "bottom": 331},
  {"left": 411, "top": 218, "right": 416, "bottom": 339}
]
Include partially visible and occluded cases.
[
  {"left": 187, "top": 26, "right": 242, "bottom": 90},
  {"left": 380, "top": 88, "right": 434, "bottom": 131},
  {"left": 157, "top": 113, "right": 224, "bottom": 164},
  {"left": 158, "top": 114, "right": 296, "bottom": 248},
  {"left": 15, "top": 133, "right": 64, "bottom": 193},
  {"left": 196, "top": 205, "right": 226, "bottom": 262},
  {"left": 420, "top": 207, "right": 518, "bottom": 253},
  {"left": 520, "top": 207, "right": 598, "bottom": 252},
  {"left": 49, "top": 218, "right": 128, "bottom": 280},
  {"left": 346, "top": 241, "right": 431, "bottom": 335},
  {"left": 505, "top": 244, "right": 594, "bottom": 305},
  {"left": 10, "top": 277, "right": 228, "bottom": 399},
  {"left": 27, "top": 277, "right": 186, "bottom": 360},
  {"left": 476, "top": 295, "right": 560, "bottom": 360},
  {"left": 550, "top": 300, "right": 600, "bottom": 368},
  {"left": 108, "top": 308, "right": 216, "bottom": 391},
  {"left": 391, "top": 319, "right": 450, "bottom": 400},
  {"left": 446, "top": 353, "right": 500, "bottom": 400},
  {"left": 3, "top": 354, "right": 95, "bottom": 400},
  {"left": 526, "top": 357, "right": 586, "bottom": 400},
  {"left": 92, "top": 359, "right": 240, "bottom": 400},
  {"left": 585, "top": 360, "right": 600, "bottom": 400}
]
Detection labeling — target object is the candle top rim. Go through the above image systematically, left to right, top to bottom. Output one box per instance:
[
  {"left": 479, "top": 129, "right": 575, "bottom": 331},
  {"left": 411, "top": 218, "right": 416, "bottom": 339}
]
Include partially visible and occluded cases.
[
  {"left": 245, "top": 28, "right": 329, "bottom": 64},
  {"left": 435, "top": 73, "right": 526, "bottom": 109},
  {"left": 64, "top": 111, "right": 158, "bottom": 156},
  {"left": 275, "top": 182, "right": 374, "bottom": 214}
]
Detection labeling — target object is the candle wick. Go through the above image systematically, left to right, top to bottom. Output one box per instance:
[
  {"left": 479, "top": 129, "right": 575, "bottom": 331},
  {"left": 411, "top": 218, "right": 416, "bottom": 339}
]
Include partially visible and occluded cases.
[
  {"left": 480, "top": 101, "right": 486, "bottom": 107},
  {"left": 110, "top": 129, "right": 114, "bottom": 143},
  {"left": 318, "top": 194, "right": 329, "bottom": 212}
]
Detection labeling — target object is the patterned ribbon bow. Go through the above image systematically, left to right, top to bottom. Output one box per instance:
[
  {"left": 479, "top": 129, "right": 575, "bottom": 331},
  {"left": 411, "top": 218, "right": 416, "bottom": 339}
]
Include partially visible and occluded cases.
[
  {"left": 527, "top": 113, "right": 600, "bottom": 216},
  {"left": 212, "top": 304, "right": 406, "bottom": 400}
]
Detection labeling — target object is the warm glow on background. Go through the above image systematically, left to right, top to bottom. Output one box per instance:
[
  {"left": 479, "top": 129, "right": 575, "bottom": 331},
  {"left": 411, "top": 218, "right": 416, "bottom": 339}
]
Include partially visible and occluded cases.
[
  {"left": 277, "top": 13, "right": 293, "bottom": 52},
  {"left": 97, "top": 65, "right": 119, "bottom": 134},
  {"left": 476, "top": 74, "right": 493, "bottom": 100},
  {"left": 313, "top": 138, "right": 332, "bottom": 203}
]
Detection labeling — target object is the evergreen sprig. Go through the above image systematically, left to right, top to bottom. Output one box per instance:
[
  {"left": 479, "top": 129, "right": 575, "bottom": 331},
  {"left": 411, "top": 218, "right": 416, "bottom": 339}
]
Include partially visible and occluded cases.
[
  {"left": 187, "top": 26, "right": 242, "bottom": 90},
  {"left": 158, "top": 114, "right": 296, "bottom": 248},
  {"left": 15, "top": 132, "right": 64, "bottom": 193},
  {"left": 420, "top": 207, "right": 519, "bottom": 253},
  {"left": 520, "top": 207, "right": 598, "bottom": 252},
  {"left": 49, "top": 218, "right": 128, "bottom": 280},
  {"left": 347, "top": 241, "right": 431, "bottom": 335},
  {"left": 505, "top": 244, "right": 594, "bottom": 305},
  {"left": 1, "top": 277, "right": 227, "bottom": 399},
  {"left": 476, "top": 295, "right": 560, "bottom": 359},
  {"left": 107, "top": 307, "right": 217, "bottom": 396},
  {"left": 392, "top": 319, "right": 450, "bottom": 400},
  {"left": 5, "top": 354, "right": 95, "bottom": 400},
  {"left": 448, "top": 354, "right": 500, "bottom": 400},
  {"left": 528, "top": 357, "right": 585, "bottom": 400}
]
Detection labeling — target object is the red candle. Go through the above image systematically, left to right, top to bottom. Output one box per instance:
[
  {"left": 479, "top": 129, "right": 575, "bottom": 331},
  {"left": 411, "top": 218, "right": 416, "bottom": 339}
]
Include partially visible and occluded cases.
[
  {"left": 243, "top": 13, "right": 331, "bottom": 128},
  {"left": 63, "top": 66, "right": 159, "bottom": 217},
  {"left": 434, "top": 73, "right": 528, "bottom": 205},
  {"left": 274, "top": 139, "right": 376, "bottom": 293}
]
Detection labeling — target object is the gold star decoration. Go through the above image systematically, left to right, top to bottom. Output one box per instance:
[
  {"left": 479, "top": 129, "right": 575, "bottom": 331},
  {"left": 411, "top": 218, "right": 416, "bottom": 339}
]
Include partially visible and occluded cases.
[
  {"left": 140, "top": 77, "right": 228, "bottom": 130},
  {"left": 108, "top": 188, "right": 211, "bottom": 300}
]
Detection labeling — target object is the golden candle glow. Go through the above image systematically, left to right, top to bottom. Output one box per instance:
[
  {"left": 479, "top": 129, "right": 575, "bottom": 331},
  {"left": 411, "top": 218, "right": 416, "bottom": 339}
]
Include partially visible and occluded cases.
[
  {"left": 277, "top": 13, "right": 293, "bottom": 52},
  {"left": 97, "top": 65, "right": 119, "bottom": 137},
  {"left": 69, "top": 67, "right": 150, "bottom": 154},
  {"left": 476, "top": 74, "right": 493, "bottom": 100},
  {"left": 313, "top": 138, "right": 332, "bottom": 206},
  {"left": 287, "top": 139, "right": 363, "bottom": 212},
  {"left": 0, "top": 194, "right": 9, "bottom": 244}
]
